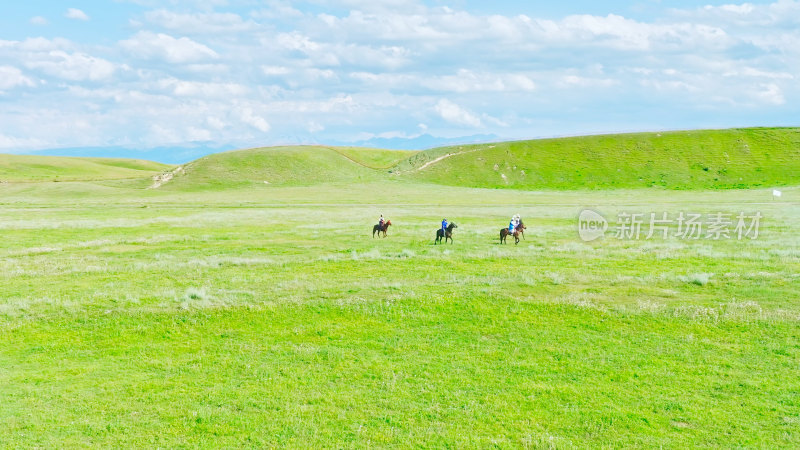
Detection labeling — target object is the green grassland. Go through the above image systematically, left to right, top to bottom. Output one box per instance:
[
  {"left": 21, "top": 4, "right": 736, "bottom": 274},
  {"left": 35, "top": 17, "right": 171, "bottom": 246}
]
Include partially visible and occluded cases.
[
  {"left": 397, "top": 127, "right": 800, "bottom": 190},
  {"left": 1, "top": 129, "right": 799, "bottom": 447},
  {"left": 167, "top": 146, "right": 417, "bottom": 191},
  {"left": 329, "top": 146, "right": 419, "bottom": 169},
  {"left": 0, "top": 154, "right": 172, "bottom": 182}
]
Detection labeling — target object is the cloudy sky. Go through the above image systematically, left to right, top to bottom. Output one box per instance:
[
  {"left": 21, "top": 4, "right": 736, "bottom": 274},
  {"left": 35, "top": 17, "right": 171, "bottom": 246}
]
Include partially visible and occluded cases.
[{"left": 1, "top": 0, "right": 798, "bottom": 160}]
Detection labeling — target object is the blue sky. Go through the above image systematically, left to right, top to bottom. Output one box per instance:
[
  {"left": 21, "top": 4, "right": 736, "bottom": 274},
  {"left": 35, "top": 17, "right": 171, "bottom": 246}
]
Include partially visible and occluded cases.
[{"left": 1, "top": 0, "right": 798, "bottom": 159}]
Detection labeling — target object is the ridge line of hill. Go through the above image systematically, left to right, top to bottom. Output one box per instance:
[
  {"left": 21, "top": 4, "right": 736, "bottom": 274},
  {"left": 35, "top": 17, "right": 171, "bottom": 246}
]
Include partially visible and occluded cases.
[{"left": 3, "top": 127, "right": 799, "bottom": 190}]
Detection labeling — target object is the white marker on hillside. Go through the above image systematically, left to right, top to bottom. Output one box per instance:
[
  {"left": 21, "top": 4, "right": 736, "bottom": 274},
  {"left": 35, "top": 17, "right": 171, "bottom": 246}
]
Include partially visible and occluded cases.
[{"left": 773, "top": 189, "right": 782, "bottom": 198}]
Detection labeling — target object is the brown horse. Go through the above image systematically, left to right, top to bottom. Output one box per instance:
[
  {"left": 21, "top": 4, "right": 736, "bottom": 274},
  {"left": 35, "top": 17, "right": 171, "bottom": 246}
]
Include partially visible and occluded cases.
[
  {"left": 373, "top": 220, "right": 392, "bottom": 238},
  {"left": 500, "top": 221, "right": 526, "bottom": 245},
  {"left": 435, "top": 223, "right": 457, "bottom": 244}
]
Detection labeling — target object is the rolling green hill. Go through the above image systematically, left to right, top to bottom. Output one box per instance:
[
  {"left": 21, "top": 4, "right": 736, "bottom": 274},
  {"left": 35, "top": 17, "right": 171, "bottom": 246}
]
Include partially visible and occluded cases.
[
  {"left": 394, "top": 127, "right": 800, "bottom": 190},
  {"left": 5, "top": 128, "right": 799, "bottom": 190},
  {"left": 163, "top": 146, "right": 412, "bottom": 190},
  {"left": 328, "top": 147, "right": 418, "bottom": 169},
  {"left": 0, "top": 154, "right": 172, "bottom": 182}
]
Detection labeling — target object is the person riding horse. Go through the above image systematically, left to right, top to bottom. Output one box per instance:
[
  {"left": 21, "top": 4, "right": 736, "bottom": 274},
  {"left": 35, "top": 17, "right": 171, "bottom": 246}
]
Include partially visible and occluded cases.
[
  {"left": 500, "top": 216, "right": 525, "bottom": 244},
  {"left": 372, "top": 218, "right": 391, "bottom": 238},
  {"left": 435, "top": 221, "right": 457, "bottom": 244}
]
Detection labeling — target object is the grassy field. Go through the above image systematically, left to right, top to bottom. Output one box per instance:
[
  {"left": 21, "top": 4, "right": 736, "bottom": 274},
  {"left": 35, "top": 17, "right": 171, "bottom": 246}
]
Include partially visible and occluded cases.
[
  {"left": 396, "top": 127, "right": 800, "bottom": 190},
  {"left": 1, "top": 132, "right": 799, "bottom": 447},
  {"left": 0, "top": 154, "right": 172, "bottom": 182}
]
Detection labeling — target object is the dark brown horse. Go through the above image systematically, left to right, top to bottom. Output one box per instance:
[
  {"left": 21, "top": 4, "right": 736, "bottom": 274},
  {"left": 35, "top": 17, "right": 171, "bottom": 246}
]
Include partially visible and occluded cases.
[
  {"left": 373, "top": 220, "right": 392, "bottom": 238},
  {"left": 500, "top": 221, "right": 526, "bottom": 245},
  {"left": 435, "top": 222, "right": 457, "bottom": 244}
]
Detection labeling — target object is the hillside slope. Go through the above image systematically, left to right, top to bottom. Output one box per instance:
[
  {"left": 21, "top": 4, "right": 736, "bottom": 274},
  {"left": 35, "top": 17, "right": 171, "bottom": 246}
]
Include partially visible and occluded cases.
[
  {"left": 394, "top": 127, "right": 800, "bottom": 189},
  {"left": 6, "top": 128, "right": 798, "bottom": 191},
  {"left": 163, "top": 146, "right": 405, "bottom": 190},
  {"left": 328, "top": 147, "right": 418, "bottom": 169},
  {"left": 0, "top": 154, "right": 172, "bottom": 182}
]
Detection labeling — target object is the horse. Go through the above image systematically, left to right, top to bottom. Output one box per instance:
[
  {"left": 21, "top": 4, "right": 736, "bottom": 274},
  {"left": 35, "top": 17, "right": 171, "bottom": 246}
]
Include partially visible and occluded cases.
[
  {"left": 372, "top": 220, "right": 392, "bottom": 238},
  {"left": 500, "top": 221, "right": 526, "bottom": 245},
  {"left": 435, "top": 222, "right": 458, "bottom": 244}
]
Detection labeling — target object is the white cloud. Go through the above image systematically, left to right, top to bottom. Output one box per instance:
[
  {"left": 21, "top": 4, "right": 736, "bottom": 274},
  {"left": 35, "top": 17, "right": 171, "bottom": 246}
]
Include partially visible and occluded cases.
[
  {"left": 126, "top": 0, "right": 229, "bottom": 8},
  {"left": 679, "top": 0, "right": 800, "bottom": 26},
  {"left": 1, "top": 1, "right": 798, "bottom": 152},
  {"left": 250, "top": 2, "right": 304, "bottom": 20},
  {"left": 315, "top": 7, "right": 733, "bottom": 54},
  {"left": 65, "top": 8, "right": 90, "bottom": 21},
  {"left": 143, "top": 9, "right": 255, "bottom": 34},
  {"left": 542, "top": 14, "right": 734, "bottom": 52},
  {"left": 30, "top": 16, "right": 49, "bottom": 26},
  {"left": 120, "top": 31, "right": 218, "bottom": 63},
  {"left": 272, "top": 32, "right": 410, "bottom": 69},
  {"left": 275, "top": 32, "right": 321, "bottom": 53},
  {"left": 0, "top": 37, "right": 74, "bottom": 52},
  {"left": 24, "top": 51, "right": 116, "bottom": 81},
  {"left": 183, "top": 63, "right": 229, "bottom": 74},
  {"left": 262, "top": 65, "right": 291, "bottom": 76},
  {"left": 0, "top": 66, "right": 35, "bottom": 90},
  {"left": 723, "top": 67, "right": 793, "bottom": 79},
  {"left": 350, "top": 70, "right": 536, "bottom": 94},
  {"left": 425, "top": 70, "right": 536, "bottom": 93},
  {"left": 558, "top": 75, "right": 619, "bottom": 89},
  {"left": 157, "top": 78, "right": 248, "bottom": 98},
  {"left": 754, "top": 83, "right": 785, "bottom": 105},
  {"left": 434, "top": 99, "right": 482, "bottom": 128},
  {"left": 240, "top": 108, "right": 271, "bottom": 132},
  {"left": 206, "top": 116, "right": 226, "bottom": 130},
  {"left": 307, "top": 121, "right": 324, "bottom": 133},
  {"left": 186, "top": 126, "right": 212, "bottom": 141},
  {"left": 0, "top": 133, "right": 50, "bottom": 151}
]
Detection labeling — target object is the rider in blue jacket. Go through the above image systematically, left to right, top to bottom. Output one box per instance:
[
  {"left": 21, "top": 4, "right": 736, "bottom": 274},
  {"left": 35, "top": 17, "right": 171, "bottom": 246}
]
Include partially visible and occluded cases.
[{"left": 441, "top": 218, "right": 448, "bottom": 234}]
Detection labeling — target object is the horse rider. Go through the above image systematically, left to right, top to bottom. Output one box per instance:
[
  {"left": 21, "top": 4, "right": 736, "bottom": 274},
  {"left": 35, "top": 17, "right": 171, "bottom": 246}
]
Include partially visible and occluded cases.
[
  {"left": 379, "top": 214, "right": 385, "bottom": 229},
  {"left": 514, "top": 214, "right": 521, "bottom": 229},
  {"left": 508, "top": 216, "right": 516, "bottom": 234},
  {"left": 441, "top": 218, "right": 448, "bottom": 234}
]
